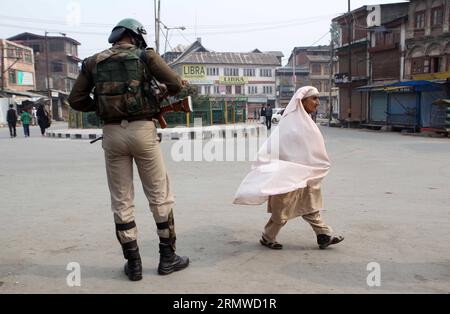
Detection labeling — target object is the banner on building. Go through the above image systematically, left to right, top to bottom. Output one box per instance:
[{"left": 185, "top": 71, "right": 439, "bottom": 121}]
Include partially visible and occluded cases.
[
  {"left": 183, "top": 65, "right": 207, "bottom": 79},
  {"left": 17, "top": 71, "right": 34, "bottom": 86},
  {"left": 219, "top": 76, "right": 248, "bottom": 85}
]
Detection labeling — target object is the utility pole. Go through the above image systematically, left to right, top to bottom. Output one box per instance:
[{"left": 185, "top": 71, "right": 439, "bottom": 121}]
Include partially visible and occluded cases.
[
  {"left": 154, "top": 0, "right": 161, "bottom": 54},
  {"left": 347, "top": 0, "right": 353, "bottom": 126},
  {"left": 45, "top": 32, "right": 52, "bottom": 108},
  {"left": 329, "top": 39, "right": 334, "bottom": 123},
  {"left": 1, "top": 41, "right": 4, "bottom": 92},
  {"left": 292, "top": 48, "right": 297, "bottom": 91}
]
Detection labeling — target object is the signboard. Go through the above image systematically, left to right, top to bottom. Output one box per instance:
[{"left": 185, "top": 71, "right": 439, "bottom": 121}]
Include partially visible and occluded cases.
[
  {"left": 183, "top": 65, "right": 207, "bottom": 79},
  {"left": 17, "top": 71, "right": 34, "bottom": 86},
  {"left": 334, "top": 73, "right": 349, "bottom": 84},
  {"left": 219, "top": 76, "right": 248, "bottom": 85},
  {"left": 186, "top": 80, "right": 214, "bottom": 85}
]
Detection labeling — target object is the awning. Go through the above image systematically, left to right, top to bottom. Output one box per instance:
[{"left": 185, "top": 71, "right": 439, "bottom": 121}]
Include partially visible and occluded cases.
[
  {"left": 357, "top": 80, "right": 448, "bottom": 93},
  {"left": 386, "top": 80, "right": 445, "bottom": 92},
  {"left": 1, "top": 89, "right": 49, "bottom": 100},
  {"left": 432, "top": 99, "right": 450, "bottom": 105}
]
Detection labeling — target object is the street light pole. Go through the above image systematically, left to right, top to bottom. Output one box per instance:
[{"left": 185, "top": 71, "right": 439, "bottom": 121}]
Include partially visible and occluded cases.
[{"left": 157, "top": 20, "right": 185, "bottom": 55}]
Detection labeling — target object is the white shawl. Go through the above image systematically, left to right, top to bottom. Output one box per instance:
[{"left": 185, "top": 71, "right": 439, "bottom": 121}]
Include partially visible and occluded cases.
[{"left": 233, "top": 86, "right": 331, "bottom": 205}]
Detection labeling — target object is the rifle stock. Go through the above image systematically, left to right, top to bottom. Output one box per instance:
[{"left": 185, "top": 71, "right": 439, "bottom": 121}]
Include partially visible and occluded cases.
[{"left": 157, "top": 96, "right": 193, "bottom": 129}]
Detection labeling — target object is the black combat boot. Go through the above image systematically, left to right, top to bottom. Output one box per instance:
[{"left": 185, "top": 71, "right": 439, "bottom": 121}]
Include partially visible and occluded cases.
[
  {"left": 122, "top": 243, "right": 143, "bottom": 281},
  {"left": 158, "top": 243, "right": 189, "bottom": 276}
]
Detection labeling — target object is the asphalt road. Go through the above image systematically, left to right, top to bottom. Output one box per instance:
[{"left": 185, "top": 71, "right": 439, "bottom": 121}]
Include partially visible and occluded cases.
[{"left": 0, "top": 123, "right": 449, "bottom": 293}]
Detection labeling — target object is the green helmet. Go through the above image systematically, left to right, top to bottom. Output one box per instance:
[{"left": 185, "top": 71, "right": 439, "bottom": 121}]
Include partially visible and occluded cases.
[{"left": 108, "top": 18, "right": 149, "bottom": 48}]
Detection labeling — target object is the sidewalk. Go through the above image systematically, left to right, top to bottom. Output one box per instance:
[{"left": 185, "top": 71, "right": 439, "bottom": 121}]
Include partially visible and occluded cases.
[{"left": 46, "top": 123, "right": 268, "bottom": 141}]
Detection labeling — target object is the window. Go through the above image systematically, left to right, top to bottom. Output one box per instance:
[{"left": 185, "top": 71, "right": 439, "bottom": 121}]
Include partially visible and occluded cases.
[
  {"left": 431, "top": 6, "right": 444, "bottom": 26},
  {"left": 415, "top": 11, "right": 425, "bottom": 29},
  {"left": 49, "top": 40, "right": 64, "bottom": 52},
  {"left": 32, "top": 44, "right": 41, "bottom": 53},
  {"left": 24, "top": 51, "right": 32, "bottom": 63},
  {"left": 430, "top": 57, "right": 440, "bottom": 73},
  {"left": 411, "top": 58, "right": 424, "bottom": 74},
  {"left": 423, "top": 58, "right": 430, "bottom": 73},
  {"left": 52, "top": 61, "right": 64, "bottom": 73},
  {"left": 67, "top": 62, "right": 79, "bottom": 75},
  {"left": 311, "top": 64, "right": 321, "bottom": 75},
  {"left": 323, "top": 64, "right": 331, "bottom": 75},
  {"left": 207, "top": 67, "right": 219, "bottom": 76},
  {"left": 224, "top": 68, "right": 239, "bottom": 76},
  {"left": 243, "top": 68, "right": 256, "bottom": 77},
  {"left": 260, "top": 69, "right": 272, "bottom": 77},
  {"left": 8, "top": 70, "right": 16, "bottom": 84},
  {"left": 65, "top": 79, "right": 75, "bottom": 92},
  {"left": 311, "top": 80, "right": 321, "bottom": 92},
  {"left": 204, "top": 86, "right": 212, "bottom": 95},
  {"left": 214, "top": 86, "right": 220, "bottom": 94},
  {"left": 226, "top": 86, "right": 232, "bottom": 94},
  {"left": 235, "top": 86, "right": 242, "bottom": 94},
  {"left": 248, "top": 86, "right": 258, "bottom": 94},
  {"left": 263, "top": 86, "right": 273, "bottom": 94}
]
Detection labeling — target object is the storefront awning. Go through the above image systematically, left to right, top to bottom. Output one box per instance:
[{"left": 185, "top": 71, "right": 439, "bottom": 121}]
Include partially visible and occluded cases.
[
  {"left": 357, "top": 80, "right": 448, "bottom": 93},
  {"left": 386, "top": 80, "right": 445, "bottom": 92}
]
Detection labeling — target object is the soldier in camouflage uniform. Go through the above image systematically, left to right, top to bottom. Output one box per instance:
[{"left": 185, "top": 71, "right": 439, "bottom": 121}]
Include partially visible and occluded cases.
[{"left": 68, "top": 18, "right": 189, "bottom": 281}]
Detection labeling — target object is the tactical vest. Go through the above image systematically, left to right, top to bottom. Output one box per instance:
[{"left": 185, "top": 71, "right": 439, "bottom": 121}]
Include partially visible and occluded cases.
[{"left": 93, "top": 47, "right": 159, "bottom": 123}]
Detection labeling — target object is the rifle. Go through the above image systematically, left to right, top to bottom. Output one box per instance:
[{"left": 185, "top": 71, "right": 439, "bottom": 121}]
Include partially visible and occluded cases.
[{"left": 156, "top": 95, "right": 193, "bottom": 129}]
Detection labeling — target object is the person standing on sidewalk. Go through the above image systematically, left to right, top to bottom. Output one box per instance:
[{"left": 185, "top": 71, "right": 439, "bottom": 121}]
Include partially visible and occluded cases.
[
  {"left": 68, "top": 18, "right": 189, "bottom": 281},
  {"left": 234, "top": 86, "right": 344, "bottom": 250},
  {"left": 7, "top": 104, "right": 18, "bottom": 138},
  {"left": 265, "top": 104, "right": 273, "bottom": 130},
  {"left": 260, "top": 105, "right": 266, "bottom": 125},
  {"left": 20, "top": 108, "right": 32, "bottom": 138}
]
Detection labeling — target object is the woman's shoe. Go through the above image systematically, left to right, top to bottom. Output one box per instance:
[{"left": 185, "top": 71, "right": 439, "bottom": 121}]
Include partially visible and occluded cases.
[
  {"left": 317, "top": 234, "right": 344, "bottom": 250},
  {"left": 260, "top": 237, "right": 283, "bottom": 250}
]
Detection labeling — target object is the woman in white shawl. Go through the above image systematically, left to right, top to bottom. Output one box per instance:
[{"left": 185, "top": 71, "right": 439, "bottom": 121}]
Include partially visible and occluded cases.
[{"left": 234, "top": 86, "right": 344, "bottom": 250}]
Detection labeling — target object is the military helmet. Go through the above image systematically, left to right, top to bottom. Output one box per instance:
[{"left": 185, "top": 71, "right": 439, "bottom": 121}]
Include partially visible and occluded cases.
[{"left": 108, "top": 18, "right": 149, "bottom": 48}]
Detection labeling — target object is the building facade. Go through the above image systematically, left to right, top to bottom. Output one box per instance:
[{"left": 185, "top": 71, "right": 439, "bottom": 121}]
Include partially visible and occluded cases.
[
  {"left": 405, "top": 0, "right": 450, "bottom": 80},
  {"left": 333, "top": 7, "right": 370, "bottom": 125},
  {"left": 8, "top": 32, "right": 81, "bottom": 120},
  {"left": 8, "top": 32, "right": 81, "bottom": 93},
  {"left": 0, "top": 39, "right": 36, "bottom": 92},
  {"left": 169, "top": 40, "right": 282, "bottom": 121},
  {"left": 284, "top": 46, "right": 338, "bottom": 117},
  {"left": 275, "top": 66, "right": 309, "bottom": 108}
]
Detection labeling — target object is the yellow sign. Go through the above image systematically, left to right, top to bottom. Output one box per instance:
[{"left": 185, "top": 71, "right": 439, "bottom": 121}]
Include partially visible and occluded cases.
[
  {"left": 183, "top": 65, "right": 206, "bottom": 79},
  {"left": 412, "top": 72, "right": 450, "bottom": 80},
  {"left": 219, "top": 76, "right": 248, "bottom": 85}
]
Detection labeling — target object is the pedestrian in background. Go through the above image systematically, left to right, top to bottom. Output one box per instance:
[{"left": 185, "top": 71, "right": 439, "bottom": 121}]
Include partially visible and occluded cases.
[
  {"left": 234, "top": 86, "right": 344, "bottom": 250},
  {"left": 7, "top": 104, "right": 18, "bottom": 138},
  {"left": 37, "top": 104, "right": 51, "bottom": 136},
  {"left": 265, "top": 104, "right": 273, "bottom": 130},
  {"left": 260, "top": 105, "right": 266, "bottom": 125},
  {"left": 31, "top": 106, "right": 37, "bottom": 126},
  {"left": 20, "top": 108, "right": 32, "bottom": 138}
]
